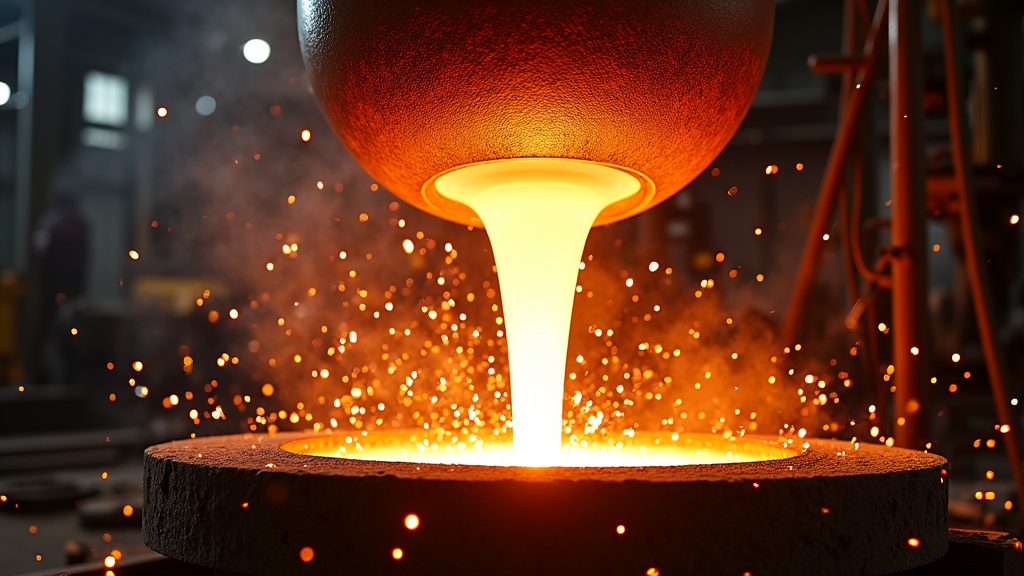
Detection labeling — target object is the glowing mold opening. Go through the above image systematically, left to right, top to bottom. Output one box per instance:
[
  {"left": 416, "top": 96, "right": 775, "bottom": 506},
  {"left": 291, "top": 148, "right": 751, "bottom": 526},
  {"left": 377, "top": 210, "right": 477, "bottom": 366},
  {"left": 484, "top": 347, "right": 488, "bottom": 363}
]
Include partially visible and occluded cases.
[{"left": 280, "top": 430, "right": 799, "bottom": 467}]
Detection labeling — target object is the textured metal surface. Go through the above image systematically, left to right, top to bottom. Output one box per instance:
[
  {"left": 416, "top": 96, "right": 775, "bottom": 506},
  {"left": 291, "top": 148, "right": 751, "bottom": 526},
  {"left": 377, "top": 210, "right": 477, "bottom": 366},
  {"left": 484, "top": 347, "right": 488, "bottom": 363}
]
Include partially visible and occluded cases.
[
  {"left": 298, "top": 0, "right": 774, "bottom": 226},
  {"left": 144, "top": 432, "right": 948, "bottom": 575}
]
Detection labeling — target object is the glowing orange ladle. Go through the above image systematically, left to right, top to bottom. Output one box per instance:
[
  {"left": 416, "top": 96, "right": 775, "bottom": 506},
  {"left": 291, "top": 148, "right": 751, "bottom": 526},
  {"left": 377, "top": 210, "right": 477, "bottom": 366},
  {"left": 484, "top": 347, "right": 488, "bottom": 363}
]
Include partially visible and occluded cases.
[{"left": 298, "top": 0, "right": 774, "bottom": 226}]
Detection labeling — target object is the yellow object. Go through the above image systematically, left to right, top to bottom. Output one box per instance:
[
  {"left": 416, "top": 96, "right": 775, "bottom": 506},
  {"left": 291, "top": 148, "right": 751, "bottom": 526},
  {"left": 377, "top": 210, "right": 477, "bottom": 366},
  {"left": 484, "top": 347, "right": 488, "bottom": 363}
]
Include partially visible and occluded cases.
[{"left": 434, "top": 158, "right": 643, "bottom": 464}]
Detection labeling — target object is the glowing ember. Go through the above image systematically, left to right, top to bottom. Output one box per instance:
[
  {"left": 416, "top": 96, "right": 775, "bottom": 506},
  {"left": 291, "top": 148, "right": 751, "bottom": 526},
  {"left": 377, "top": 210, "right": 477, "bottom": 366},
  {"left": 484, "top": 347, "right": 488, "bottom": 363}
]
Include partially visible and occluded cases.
[
  {"left": 432, "top": 158, "right": 644, "bottom": 464},
  {"left": 403, "top": 514, "right": 420, "bottom": 530}
]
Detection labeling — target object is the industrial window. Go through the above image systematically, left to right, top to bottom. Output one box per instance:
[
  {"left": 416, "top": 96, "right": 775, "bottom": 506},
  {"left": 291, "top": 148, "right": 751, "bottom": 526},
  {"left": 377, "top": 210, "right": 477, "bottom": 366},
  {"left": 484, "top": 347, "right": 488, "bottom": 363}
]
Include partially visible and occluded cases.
[
  {"left": 81, "top": 70, "right": 130, "bottom": 150},
  {"left": 82, "top": 70, "right": 129, "bottom": 128}
]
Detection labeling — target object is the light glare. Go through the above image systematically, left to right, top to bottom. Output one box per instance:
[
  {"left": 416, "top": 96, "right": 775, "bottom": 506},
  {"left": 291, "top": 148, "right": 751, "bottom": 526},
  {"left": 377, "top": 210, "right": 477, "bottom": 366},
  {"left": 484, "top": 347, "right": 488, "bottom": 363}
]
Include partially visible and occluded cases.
[
  {"left": 243, "top": 39, "right": 271, "bottom": 64},
  {"left": 195, "top": 95, "right": 217, "bottom": 116}
]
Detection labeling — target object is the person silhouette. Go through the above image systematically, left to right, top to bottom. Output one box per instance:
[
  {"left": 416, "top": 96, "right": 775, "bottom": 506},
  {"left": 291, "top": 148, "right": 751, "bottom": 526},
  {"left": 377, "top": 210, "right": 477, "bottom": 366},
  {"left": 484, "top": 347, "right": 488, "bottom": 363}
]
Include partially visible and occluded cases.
[{"left": 29, "top": 192, "right": 90, "bottom": 383}]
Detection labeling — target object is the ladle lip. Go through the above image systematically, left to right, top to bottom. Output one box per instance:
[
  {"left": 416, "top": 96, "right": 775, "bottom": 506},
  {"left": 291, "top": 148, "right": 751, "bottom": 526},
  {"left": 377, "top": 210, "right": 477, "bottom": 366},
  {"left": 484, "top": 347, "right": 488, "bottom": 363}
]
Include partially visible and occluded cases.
[{"left": 421, "top": 157, "right": 656, "bottom": 228}]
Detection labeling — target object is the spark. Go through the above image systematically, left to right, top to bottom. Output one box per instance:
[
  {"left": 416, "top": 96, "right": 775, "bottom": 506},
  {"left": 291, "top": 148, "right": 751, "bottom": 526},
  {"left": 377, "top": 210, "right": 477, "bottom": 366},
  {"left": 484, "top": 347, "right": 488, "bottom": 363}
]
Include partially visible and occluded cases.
[{"left": 404, "top": 514, "right": 420, "bottom": 530}]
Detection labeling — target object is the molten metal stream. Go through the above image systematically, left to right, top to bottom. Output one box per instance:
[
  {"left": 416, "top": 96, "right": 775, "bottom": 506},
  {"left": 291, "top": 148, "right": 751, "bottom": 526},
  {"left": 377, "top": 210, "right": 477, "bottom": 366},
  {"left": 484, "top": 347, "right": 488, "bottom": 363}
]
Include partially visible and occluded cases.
[{"left": 434, "top": 159, "right": 641, "bottom": 465}]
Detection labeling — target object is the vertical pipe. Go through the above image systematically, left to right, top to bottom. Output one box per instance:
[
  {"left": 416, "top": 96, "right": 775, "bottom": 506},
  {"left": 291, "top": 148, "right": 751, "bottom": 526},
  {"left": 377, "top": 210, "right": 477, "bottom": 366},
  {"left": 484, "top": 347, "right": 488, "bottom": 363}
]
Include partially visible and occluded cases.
[
  {"left": 12, "top": 0, "right": 34, "bottom": 274},
  {"left": 782, "top": 0, "right": 888, "bottom": 345},
  {"left": 838, "top": 0, "right": 861, "bottom": 313},
  {"left": 889, "top": 0, "right": 928, "bottom": 449},
  {"left": 939, "top": 0, "right": 1024, "bottom": 532}
]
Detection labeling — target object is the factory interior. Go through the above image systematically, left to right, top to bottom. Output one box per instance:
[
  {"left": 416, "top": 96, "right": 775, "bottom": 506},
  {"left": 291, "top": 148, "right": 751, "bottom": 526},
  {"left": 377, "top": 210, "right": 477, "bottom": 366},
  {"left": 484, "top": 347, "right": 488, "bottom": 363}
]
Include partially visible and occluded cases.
[{"left": 1, "top": 0, "right": 1023, "bottom": 574}]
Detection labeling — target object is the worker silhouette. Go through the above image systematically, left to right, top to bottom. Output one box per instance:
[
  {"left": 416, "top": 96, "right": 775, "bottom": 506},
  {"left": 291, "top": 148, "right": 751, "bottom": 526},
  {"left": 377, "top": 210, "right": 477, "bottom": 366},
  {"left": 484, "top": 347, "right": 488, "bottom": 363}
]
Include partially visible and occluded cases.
[{"left": 29, "top": 192, "right": 90, "bottom": 384}]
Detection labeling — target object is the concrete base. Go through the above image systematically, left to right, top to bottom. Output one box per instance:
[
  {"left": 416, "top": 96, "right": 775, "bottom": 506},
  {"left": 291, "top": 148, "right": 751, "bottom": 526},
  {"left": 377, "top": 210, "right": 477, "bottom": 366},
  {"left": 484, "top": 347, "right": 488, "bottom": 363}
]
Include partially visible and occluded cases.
[{"left": 144, "top": 432, "right": 948, "bottom": 576}]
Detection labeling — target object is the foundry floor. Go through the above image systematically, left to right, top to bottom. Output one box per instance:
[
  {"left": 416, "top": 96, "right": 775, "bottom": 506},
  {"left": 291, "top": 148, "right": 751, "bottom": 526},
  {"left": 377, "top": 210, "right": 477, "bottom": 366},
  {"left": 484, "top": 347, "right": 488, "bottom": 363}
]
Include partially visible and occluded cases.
[{"left": 0, "top": 449, "right": 148, "bottom": 575}]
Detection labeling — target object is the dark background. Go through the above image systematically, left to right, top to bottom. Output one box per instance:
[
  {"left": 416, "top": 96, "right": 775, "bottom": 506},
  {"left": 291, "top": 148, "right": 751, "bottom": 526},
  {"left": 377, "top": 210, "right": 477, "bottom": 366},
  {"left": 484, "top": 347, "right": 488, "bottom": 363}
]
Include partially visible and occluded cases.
[{"left": 0, "top": 1, "right": 1021, "bottom": 573}]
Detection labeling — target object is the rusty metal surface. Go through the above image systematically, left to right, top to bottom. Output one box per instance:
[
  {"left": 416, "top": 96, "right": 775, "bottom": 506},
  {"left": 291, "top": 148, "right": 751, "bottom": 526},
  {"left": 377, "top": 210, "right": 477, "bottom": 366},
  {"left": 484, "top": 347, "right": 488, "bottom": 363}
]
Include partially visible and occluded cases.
[
  {"left": 297, "top": 0, "right": 774, "bottom": 227},
  {"left": 144, "top": 432, "right": 948, "bottom": 576}
]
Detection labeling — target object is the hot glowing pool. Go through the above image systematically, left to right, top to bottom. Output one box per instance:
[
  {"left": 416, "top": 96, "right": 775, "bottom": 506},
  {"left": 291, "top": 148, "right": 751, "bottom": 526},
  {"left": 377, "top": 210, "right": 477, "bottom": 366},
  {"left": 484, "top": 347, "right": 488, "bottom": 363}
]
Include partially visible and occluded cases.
[{"left": 280, "top": 429, "right": 799, "bottom": 467}]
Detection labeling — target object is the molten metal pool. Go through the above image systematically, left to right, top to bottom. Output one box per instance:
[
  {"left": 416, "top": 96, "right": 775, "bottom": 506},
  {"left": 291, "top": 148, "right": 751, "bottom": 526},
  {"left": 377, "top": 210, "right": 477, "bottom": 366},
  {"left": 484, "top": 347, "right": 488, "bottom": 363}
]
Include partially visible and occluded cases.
[{"left": 279, "top": 429, "right": 796, "bottom": 467}]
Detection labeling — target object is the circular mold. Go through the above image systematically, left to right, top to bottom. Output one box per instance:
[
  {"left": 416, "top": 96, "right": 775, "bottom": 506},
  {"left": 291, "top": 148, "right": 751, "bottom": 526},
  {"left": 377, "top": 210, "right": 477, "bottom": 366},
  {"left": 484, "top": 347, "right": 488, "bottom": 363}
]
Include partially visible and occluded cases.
[{"left": 144, "top": 432, "right": 947, "bottom": 575}]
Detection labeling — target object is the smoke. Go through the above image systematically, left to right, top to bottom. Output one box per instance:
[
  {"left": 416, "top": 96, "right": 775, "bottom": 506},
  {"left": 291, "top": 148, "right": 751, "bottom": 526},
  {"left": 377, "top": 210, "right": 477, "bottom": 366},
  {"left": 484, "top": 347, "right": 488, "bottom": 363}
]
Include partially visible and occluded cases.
[{"left": 564, "top": 246, "right": 857, "bottom": 444}]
